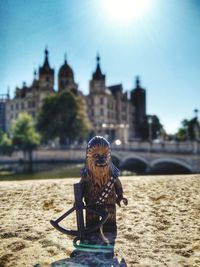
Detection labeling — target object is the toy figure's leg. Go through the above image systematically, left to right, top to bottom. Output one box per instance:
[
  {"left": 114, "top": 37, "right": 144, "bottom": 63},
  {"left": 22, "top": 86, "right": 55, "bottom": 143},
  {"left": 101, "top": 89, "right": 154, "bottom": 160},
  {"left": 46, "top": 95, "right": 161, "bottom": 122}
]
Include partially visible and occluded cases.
[
  {"left": 103, "top": 206, "right": 117, "bottom": 233},
  {"left": 85, "top": 209, "right": 100, "bottom": 230},
  {"left": 85, "top": 209, "right": 105, "bottom": 244}
]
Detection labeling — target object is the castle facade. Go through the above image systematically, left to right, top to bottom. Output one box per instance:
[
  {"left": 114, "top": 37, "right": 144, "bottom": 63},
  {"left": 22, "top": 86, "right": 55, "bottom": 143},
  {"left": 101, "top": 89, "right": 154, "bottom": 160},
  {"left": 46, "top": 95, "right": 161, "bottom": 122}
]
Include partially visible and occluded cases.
[{"left": 5, "top": 49, "right": 146, "bottom": 143}]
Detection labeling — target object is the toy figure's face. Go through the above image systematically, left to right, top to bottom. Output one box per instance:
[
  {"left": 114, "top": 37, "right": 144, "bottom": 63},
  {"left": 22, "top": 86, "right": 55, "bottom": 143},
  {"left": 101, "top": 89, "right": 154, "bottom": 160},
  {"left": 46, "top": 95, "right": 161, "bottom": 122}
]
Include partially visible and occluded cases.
[
  {"left": 86, "top": 136, "right": 111, "bottom": 179},
  {"left": 88, "top": 145, "right": 110, "bottom": 168}
]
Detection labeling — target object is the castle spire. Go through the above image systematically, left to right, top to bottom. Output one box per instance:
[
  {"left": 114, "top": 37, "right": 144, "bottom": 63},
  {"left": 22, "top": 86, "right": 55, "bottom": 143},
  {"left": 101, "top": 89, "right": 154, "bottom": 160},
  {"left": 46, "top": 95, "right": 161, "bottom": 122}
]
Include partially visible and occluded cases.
[
  {"left": 39, "top": 46, "right": 53, "bottom": 74},
  {"left": 44, "top": 46, "right": 49, "bottom": 62},
  {"left": 39, "top": 47, "right": 54, "bottom": 87},
  {"left": 64, "top": 53, "right": 67, "bottom": 64},
  {"left": 92, "top": 53, "right": 105, "bottom": 81},
  {"left": 97, "top": 53, "right": 100, "bottom": 64},
  {"left": 34, "top": 69, "right": 37, "bottom": 79},
  {"left": 135, "top": 76, "right": 140, "bottom": 88},
  {"left": 7, "top": 86, "right": 10, "bottom": 99}
]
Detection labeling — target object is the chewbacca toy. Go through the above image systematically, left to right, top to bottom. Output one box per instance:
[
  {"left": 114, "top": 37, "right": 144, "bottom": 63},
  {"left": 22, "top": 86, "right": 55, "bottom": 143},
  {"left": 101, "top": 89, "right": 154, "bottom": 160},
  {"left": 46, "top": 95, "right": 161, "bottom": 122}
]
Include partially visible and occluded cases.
[{"left": 80, "top": 136, "right": 128, "bottom": 237}]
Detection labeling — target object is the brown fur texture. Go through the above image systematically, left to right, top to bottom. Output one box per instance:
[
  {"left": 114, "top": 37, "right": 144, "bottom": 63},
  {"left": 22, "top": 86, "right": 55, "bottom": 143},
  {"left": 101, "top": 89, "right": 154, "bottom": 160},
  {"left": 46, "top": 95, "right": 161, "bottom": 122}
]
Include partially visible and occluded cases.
[
  {"left": 80, "top": 136, "right": 127, "bottom": 234},
  {"left": 86, "top": 145, "right": 111, "bottom": 187}
]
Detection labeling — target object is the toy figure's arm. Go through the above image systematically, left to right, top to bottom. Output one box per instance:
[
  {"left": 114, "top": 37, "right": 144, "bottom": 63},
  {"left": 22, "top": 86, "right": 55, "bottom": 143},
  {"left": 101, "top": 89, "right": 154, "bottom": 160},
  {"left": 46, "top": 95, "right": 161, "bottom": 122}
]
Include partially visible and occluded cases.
[{"left": 115, "top": 178, "right": 128, "bottom": 207}]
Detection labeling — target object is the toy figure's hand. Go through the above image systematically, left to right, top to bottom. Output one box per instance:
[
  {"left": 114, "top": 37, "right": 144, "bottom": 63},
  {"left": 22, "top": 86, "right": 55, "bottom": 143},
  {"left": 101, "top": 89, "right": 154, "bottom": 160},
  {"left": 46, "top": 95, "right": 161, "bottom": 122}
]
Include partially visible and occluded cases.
[
  {"left": 117, "top": 197, "right": 128, "bottom": 207},
  {"left": 122, "top": 197, "right": 128, "bottom": 206}
]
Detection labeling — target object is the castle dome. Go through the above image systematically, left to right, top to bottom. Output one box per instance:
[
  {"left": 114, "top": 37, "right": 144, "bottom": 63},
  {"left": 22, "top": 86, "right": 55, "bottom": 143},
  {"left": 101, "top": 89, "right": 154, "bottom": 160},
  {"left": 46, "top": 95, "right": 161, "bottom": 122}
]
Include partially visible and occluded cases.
[{"left": 58, "top": 56, "right": 74, "bottom": 79}]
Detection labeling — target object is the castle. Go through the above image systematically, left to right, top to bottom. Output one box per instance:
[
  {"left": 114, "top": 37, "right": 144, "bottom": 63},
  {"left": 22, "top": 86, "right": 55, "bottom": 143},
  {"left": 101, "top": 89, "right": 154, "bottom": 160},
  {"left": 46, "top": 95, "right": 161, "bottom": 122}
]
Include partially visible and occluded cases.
[{"left": 5, "top": 48, "right": 146, "bottom": 143}]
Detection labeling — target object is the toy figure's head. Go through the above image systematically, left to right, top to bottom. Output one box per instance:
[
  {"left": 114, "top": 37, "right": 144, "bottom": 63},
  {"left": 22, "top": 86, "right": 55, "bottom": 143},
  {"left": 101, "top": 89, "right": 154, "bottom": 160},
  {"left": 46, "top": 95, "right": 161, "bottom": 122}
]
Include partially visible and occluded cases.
[
  {"left": 81, "top": 136, "right": 119, "bottom": 185},
  {"left": 85, "top": 136, "right": 111, "bottom": 184},
  {"left": 87, "top": 136, "right": 111, "bottom": 167}
]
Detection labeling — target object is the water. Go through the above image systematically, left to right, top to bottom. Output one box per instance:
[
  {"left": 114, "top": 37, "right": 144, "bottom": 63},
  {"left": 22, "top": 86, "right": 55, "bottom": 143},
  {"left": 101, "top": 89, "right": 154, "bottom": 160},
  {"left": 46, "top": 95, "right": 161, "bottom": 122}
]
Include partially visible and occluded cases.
[{"left": 0, "top": 162, "right": 84, "bottom": 181}]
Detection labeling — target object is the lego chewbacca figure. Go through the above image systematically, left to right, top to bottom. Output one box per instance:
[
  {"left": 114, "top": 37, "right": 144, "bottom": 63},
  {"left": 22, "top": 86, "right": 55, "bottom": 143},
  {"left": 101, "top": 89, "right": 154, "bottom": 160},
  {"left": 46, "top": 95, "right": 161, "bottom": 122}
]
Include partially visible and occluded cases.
[{"left": 80, "top": 136, "right": 128, "bottom": 240}]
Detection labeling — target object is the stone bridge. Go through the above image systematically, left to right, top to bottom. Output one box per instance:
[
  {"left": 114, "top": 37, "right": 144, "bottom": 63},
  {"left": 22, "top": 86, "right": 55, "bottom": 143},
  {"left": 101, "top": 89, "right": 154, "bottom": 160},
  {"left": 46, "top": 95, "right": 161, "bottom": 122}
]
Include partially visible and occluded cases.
[
  {"left": 1, "top": 141, "right": 200, "bottom": 174},
  {"left": 110, "top": 141, "right": 200, "bottom": 174},
  {"left": 34, "top": 143, "right": 200, "bottom": 174},
  {"left": 111, "top": 150, "right": 200, "bottom": 174}
]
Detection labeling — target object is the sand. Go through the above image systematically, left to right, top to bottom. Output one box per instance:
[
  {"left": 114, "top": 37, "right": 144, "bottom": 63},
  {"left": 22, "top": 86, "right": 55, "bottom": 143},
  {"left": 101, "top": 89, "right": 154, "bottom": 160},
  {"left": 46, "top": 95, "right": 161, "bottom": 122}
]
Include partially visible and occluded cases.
[{"left": 0, "top": 175, "right": 200, "bottom": 267}]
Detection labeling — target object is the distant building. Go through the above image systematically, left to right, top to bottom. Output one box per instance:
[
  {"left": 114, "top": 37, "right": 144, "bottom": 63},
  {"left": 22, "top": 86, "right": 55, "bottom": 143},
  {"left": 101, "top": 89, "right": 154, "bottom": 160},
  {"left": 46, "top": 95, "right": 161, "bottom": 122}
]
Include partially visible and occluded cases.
[
  {"left": 6, "top": 48, "right": 55, "bottom": 130},
  {"left": 5, "top": 49, "right": 148, "bottom": 143},
  {"left": 58, "top": 54, "right": 78, "bottom": 95},
  {"left": 87, "top": 55, "right": 134, "bottom": 143},
  {"left": 130, "top": 76, "right": 146, "bottom": 138},
  {"left": 0, "top": 93, "right": 9, "bottom": 132}
]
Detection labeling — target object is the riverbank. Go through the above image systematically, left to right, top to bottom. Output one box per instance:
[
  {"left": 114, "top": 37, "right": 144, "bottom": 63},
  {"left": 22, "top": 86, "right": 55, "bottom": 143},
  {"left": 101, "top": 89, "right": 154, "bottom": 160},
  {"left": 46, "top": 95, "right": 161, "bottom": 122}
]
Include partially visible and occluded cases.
[
  {"left": 0, "top": 164, "right": 84, "bottom": 181},
  {"left": 0, "top": 175, "right": 200, "bottom": 266}
]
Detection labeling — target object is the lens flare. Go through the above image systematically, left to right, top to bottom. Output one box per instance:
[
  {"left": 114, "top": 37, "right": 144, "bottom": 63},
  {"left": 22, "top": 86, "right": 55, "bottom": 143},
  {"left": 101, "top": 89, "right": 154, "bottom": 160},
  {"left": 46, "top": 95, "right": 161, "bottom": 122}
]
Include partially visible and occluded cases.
[{"left": 102, "top": 0, "right": 151, "bottom": 23}]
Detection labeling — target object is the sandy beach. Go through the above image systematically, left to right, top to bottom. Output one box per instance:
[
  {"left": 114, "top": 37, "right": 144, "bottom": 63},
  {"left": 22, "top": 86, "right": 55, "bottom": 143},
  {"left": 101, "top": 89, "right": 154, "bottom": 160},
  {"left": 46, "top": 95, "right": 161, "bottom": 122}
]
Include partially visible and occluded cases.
[{"left": 0, "top": 175, "right": 200, "bottom": 267}]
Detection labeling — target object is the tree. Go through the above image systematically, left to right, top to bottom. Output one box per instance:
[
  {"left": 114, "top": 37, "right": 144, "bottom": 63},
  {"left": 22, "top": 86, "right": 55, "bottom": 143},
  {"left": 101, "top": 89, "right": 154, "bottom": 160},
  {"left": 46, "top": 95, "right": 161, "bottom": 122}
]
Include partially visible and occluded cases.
[
  {"left": 37, "top": 91, "right": 90, "bottom": 145},
  {"left": 75, "top": 96, "right": 91, "bottom": 143},
  {"left": 11, "top": 112, "right": 41, "bottom": 171},
  {"left": 140, "top": 115, "right": 163, "bottom": 141},
  {"left": 176, "top": 118, "right": 200, "bottom": 141},
  {"left": 176, "top": 119, "right": 188, "bottom": 141},
  {"left": 0, "top": 132, "right": 13, "bottom": 156}
]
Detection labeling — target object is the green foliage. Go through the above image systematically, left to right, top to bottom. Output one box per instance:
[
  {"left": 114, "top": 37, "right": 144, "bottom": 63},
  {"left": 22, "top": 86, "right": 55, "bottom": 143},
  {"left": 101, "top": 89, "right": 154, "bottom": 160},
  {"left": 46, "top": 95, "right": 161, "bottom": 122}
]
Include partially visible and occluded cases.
[
  {"left": 37, "top": 92, "right": 90, "bottom": 144},
  {"left": 75, "top": 96, "right": 91, "bottom": 141},
  {"left": 11, "top": 112, "right": 41, "bottom": 152},
  {"left": 140, "top": 115, "right": 163, "bottom": 140},
  {"left": 176, "top": 118, "right": 200, "bottom": 141},
  {"left": 176, "top": 119, "right": 188, "bottom": 141},
  {"left": 176, "top": 128, "right": 187, "bottom": 141},
  {"left": 0, "top": 133, "right": 13, "bottom": 155}
]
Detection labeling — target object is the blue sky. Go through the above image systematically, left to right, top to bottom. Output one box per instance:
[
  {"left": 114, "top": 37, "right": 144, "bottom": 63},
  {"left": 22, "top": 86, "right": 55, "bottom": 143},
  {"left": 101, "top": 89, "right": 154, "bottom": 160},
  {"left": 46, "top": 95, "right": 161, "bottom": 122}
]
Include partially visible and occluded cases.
[{"left": 0, "top": 0, "right": 200, "bottom": 134}]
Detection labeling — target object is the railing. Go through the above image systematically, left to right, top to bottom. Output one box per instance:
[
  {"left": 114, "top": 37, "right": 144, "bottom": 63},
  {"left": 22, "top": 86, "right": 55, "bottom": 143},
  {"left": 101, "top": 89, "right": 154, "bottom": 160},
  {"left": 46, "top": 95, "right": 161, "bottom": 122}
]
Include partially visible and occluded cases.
[
  {"left": 0, "top": 141, "right": 199, "bottom": 163},
  {"left": 111, "top": 141, "right": 200, "bottom": 154},
  {"left": 0, "top": 142, "right": 199, "bottom": 173}
]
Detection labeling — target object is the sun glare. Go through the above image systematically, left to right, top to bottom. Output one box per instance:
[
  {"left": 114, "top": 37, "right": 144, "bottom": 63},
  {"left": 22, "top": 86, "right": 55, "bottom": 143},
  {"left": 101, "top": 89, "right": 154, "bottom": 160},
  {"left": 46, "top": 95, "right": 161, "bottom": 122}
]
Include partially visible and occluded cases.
[{"left": 102, "top": 0, "right": 151, "bottom": 23}]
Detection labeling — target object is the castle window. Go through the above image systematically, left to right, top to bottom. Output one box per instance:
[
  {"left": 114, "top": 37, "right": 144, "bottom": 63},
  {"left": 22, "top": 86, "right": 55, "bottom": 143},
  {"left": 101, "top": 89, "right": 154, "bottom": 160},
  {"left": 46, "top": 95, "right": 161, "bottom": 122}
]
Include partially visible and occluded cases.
[
  {"left": 46, "top": 76, "right": 50, "bottom": 82},
  {"left": 61, "top": 80, "right": 64, "bottom": 88},
  {"left": 100, "top": 97, "right": 104, "bottom": 105},
  {"left": 32, "top": 101, "right": 36, "bottom": 108},
  {"left": 16, "top": 103, "right": 19, "bottom": 110},
  {"left": 21, "top": 103, "right": 24, "bottom": 109},
  {"left": 11, "top": 104, "right": 13, "bottom": 111},
  {"left": 122, "top": 104, "right": 127, "bottom": 111},
  {"left": 100, "top": 108, "right": 104, "bottom": 116},
  {"left": 122, "top": 115, "right": 126, "bottom": 121}
]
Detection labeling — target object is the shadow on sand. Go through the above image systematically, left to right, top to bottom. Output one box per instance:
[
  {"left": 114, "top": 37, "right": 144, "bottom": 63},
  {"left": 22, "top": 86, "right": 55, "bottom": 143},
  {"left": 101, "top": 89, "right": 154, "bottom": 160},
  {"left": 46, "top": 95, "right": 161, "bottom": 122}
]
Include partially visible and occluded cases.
[
  {"left": 51, "top": 232, "right": 127, "bottom": 267},
  {"left": 51, "top": 250, "right": 127, "bottom": 267}
]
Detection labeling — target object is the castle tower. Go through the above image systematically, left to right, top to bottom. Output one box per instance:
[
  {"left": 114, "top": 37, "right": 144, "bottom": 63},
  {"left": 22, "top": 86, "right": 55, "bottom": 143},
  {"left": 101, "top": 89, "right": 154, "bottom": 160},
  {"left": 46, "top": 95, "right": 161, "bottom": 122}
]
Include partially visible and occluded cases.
[
  {"left": 39, "top": 47, "right": 54, "bottom": 89},
  {"left": 58, "top": 54, "right": 78, "bottom": 95},
  {"left": 89, "top": 54, "right": 106, "bottom": 94},
  {"left": 131, "top": 76, "right": 146, "bottom": 138}
]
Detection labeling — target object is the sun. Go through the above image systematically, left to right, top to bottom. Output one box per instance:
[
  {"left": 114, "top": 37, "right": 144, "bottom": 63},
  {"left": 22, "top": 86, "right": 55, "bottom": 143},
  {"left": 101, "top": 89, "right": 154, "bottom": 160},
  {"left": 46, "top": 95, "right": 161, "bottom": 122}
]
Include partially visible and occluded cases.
[{"left": 102, "top": 0, "right": 151, "bottom": 23}]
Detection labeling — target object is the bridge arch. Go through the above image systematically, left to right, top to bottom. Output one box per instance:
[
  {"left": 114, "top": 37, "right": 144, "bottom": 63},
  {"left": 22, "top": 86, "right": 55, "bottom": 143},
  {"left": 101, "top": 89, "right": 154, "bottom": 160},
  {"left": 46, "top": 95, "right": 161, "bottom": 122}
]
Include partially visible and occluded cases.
[
  {"left": 119, "top": 156, "right": 149, "bottom": 174},
  {"left": 150, "top": 158, "right": 193, "bottom": 175}
]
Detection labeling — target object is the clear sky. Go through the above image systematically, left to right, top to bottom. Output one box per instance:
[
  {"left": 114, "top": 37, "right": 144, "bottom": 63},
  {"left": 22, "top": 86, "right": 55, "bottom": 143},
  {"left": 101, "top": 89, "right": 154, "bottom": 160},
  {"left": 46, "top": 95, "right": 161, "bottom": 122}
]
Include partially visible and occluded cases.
[{"left": 0, "top": 0, "right": 200, "bottom": 134}]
